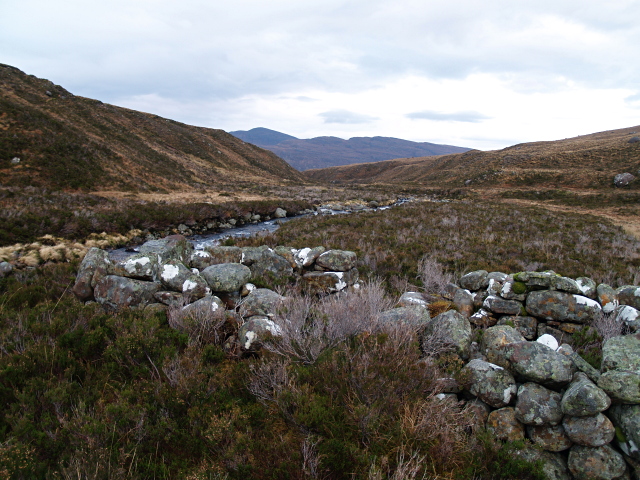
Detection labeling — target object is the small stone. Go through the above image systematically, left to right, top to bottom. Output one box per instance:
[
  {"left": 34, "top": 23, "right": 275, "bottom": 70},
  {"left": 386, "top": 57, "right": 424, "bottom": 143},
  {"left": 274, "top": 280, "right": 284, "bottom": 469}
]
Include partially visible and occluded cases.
[
  {"left": 614, "top": 173, "right": 636, "bottom": 188},
  {"left": 201, "top": 263, "right": 252, "bottom": 293},
  {"left": 459, "top": 270, "right": 489, "bottom": 291},
  {"left": 461, "top": 359, "right": 517, "bottom": 408},
  {"left": 561, "top": 372, "right": 611, "bottom": 417},
  {"left": 515, "top": 382, "right": 564, "bottom": 426},
  {"left": 486, "top": 407, "right": 525, "bottom": 442},
  {"left": 563, "top": 414, "right": 615, "bottom": 447},
  {"left": 527, "top": 424, "right": 573, "bottom": 452},
  {"left": 568, "top": 444, "right": 627, "bottom": 480}
]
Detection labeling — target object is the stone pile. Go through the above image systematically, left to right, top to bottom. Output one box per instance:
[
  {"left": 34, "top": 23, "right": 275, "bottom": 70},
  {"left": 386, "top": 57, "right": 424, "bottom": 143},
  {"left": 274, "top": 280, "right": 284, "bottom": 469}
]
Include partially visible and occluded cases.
[
  {"left": 72, "top": 233, "right": 358, "bottom": 313},
  {"left": 407, "top": 269, "right": 640, "bottom": 480}
]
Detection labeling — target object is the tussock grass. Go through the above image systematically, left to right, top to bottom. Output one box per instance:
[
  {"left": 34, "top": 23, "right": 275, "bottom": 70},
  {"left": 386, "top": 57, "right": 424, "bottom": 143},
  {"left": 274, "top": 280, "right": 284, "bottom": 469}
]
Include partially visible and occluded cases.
[{"left": 238, "top": 199, "right": 640, "bottom": 291}]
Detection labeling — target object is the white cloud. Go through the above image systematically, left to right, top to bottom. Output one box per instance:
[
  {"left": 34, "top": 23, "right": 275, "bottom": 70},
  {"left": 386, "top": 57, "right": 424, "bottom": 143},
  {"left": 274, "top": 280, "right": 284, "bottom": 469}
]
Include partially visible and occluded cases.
[{"left": 1, "top": 0, "right": 640, "bottom": 150}]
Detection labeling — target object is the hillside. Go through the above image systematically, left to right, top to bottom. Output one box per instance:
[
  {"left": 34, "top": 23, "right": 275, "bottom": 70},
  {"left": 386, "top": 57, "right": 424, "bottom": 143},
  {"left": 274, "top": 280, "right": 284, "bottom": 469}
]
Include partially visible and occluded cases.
[
  {"left": 0, "top": 64, "right": 306, "bottom": 192},
  {"left": 304, "top": 126, "right": 640, "bottom": 189},
  {"left": 230, "top": 127, "right": 470, "bottom": 170}
]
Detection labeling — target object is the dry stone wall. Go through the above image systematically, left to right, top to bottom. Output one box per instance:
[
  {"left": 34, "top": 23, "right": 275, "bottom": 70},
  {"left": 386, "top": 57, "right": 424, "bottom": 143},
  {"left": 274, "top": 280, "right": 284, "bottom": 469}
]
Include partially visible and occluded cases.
[{"left": 71, "top": 243, "right": 640, "bottom": 480}]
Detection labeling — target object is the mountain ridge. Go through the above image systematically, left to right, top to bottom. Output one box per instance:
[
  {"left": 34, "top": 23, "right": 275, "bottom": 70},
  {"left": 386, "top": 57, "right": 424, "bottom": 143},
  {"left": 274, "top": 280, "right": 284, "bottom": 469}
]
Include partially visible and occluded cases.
[{"left": 230, "top": 127, "right": 470, "bottom": 170}]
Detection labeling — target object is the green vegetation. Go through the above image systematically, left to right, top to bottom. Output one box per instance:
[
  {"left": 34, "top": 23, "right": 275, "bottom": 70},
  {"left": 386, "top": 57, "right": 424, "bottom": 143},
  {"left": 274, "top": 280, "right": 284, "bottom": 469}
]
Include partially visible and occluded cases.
[{"left": 0, "top": 264, "right": 546, "bottom": 479}]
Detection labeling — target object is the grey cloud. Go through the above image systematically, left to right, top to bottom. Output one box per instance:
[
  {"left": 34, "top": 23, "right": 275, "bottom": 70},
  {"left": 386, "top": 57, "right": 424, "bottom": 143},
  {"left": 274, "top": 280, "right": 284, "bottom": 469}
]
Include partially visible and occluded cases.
[
  {"left": 319, "top": 109, "right": 378, "bottom": 124},
  {"left": 406, "top": 110, "right": 491, "bottom": 123}
]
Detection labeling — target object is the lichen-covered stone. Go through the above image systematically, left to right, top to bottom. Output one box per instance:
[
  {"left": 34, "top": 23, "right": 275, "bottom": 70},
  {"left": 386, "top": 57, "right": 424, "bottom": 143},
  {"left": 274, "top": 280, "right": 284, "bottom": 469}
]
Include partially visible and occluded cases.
[
  {"left": 138, "top": 234, "right": 193, "bottom": 266},
  {"left": 204, "top": 246, "right": 242, "bottom": 264},
  {"left": 241, "top": 246, "right": 293, "bottom": 279},
  {"left": 295, "top": 246, "right": 325, "bottom": 268},
  {"left": 72, "top": 247, "right": 112, "bottom": 301},
  {"left": 189, "top": 250, "right": 217, "bottom": 270},
  {"left": 315, "top": 250, "right": 357, "bottom": 272},
  {"left": 112, "top": 253, "right": 157, "bottom": 281},
  {"left": 159, "top": 260, "right": 209, "bottom": 299},
  {"left": 201, "top": 263, "right": 252, "bottom": 293},
  {"left": 301, "top": 269, "right": 358, "bottom": 294},
  {"left": 459, "top": 270, "right": 489, "bottom": 291},
  {"left": 514, "top": 271, "right": 558, "bottom": 289},
  {"left": 94, "top": 275, "right": 161, "bottom": 311},
  {"left": 576, "top": 277, "right": 597, "bottom": 299},
  {"left": 500, "top": 279, "right": 528, "bottom": 301},
  {"left": 598, "top": 284, "right": 620, "bottom": 314},
  {"left": 617, "top": 286, "right": 640, "bottom": 310},
  {"left": 241, "top": 288, "right": 285, "bottom": 318},
  {"left": 452, "top": 288, "right": 474, "bottom": 317},
  {"left": 526, "top": 290, "right": 602, "bottom": 324},
  {"left": 154, "top": 291, "right": 186, "bottom": 307},
  {"left": 397, "top": 291, "right": 429, "bottom": 308},
  {"left": 181, "top": 295, "right": 225, "bottom": 318},
  {"left": 483, "top": 295, "right": 524, "bottom": 315},
  {"left": 615, "top": 305, "right": 640, "bottom": 332},
  {"left": 379, "top": 306, "right": 431, "bottom": 325},
  {"left": 470, "top": 308, "right": 497, "bottom": 328},
  {"left": 424, "top": 310, "right": 472, "bottom": 360},
  {"left": 238, "top": 316, "right": 282, "bottom": 351},
  {"left": 497, "top": 316, "right": 538, "bottom": 340},
  {"left": 481, "top": 325, "right": 526, "bottom": 368},
  {"left": 598, "top": 333, "right": 640, "bottom": 403},
  {"left": 501, "top": 341, "right": 576, "bottom": 388},
  {"left": 557, "top": 344, "right": 601, "bottom": 383},
  {"left": 461, "top": 359, "right": 517, "bottom": 408},
  {"left": 561, "top": 372, "right": 611, "bottom": 416},
  {"left": 515, "top": 382, "right": 563, "bottom": 426},
  {"left": 608, "top": 404, "right": 640, "bottom": 461},
  {"left": 486, "top": 407, "right": 525, "bottom": 442},
  {"left": 563, "top": 414, "right": 615, "bottom": 447},
  {"left": 527, "top": 424, "right": 573, "bottom": 452},
  {"left": 568, "top": 444, "right": 627, "bottom": 480}
]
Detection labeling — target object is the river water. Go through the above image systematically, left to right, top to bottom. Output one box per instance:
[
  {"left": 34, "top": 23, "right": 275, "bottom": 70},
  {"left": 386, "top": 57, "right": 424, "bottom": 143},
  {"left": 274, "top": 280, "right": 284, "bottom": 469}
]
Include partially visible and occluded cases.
[{"left": 109, "top": 197, "right": 414, "bottom": 260}]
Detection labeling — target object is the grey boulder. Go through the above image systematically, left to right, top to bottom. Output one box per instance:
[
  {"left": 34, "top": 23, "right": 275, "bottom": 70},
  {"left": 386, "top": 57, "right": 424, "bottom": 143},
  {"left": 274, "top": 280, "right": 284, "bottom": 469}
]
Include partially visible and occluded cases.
[
  {"left": 138, "top": 234, "right": 193, "bottom": 266},
  {"left": 72, "top": 247, "right": 111, "bottom": 301},
  {"left": 315, "top": 249, "right": 357, "bottom": 272},
  {"left": 202, "top": 263, "right": 252, "bottom": 293},
  {"left": 301, "top": 269, "right": 358, "bottom": 294},
  {"left": 459, "top": 270, "right": 489, "bottom": 291},
  {"left": 94, "top": 275, "right": 160, "bottom": 311},
  {"left": 241, "top": 288, "right": 285, "bottom": 318},
  {"left": 526, "top": 290, "right": 602, "bottom": 323},
  {"left": 424, "top": 310, "right": 472, "bottom": 360},
  {"left": 598, "top": 333, "right": 640, "bottom": 404},
  {"left": 501, "top": 340, "right": 576, "bottom": 388},
  {"left": 460, "top": 359, "right": 517, "bottom": 408},
  {"left": 561, "top": 372, "right": 611, "bottom": 416},
  {"left": 514, "top": 382, "right": 563, "bottom": 426},
  {"left": 608, "top": 404, "right": 640, "bottom": 461},
  {"left": 562, "top": 414, "right": 615, "bottom": 447},
  {"left": 526, "top": 424, "right": 573, "bottom": 452},
  {"left": 568, "top": 444, "right": 627, "bottom": 480}
]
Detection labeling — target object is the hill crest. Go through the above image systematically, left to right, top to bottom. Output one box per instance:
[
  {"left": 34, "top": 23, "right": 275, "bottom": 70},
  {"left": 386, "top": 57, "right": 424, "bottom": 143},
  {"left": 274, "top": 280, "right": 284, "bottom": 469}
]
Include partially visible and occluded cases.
[
  {"left": 0, "top": 65, "right": 306, "bottom": 192},
  {"left": 230, "top": 127, "right": 470, "bottom": 170}
]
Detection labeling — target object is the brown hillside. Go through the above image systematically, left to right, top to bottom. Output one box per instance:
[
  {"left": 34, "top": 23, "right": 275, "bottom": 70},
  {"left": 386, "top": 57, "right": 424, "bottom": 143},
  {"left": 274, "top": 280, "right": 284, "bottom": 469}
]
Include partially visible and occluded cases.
[
  {"left": 0, "top": 64, "right": 306, "bottom": 192},
  {"left": 305, "top": 126, "right": 640, "bottom": 189}
]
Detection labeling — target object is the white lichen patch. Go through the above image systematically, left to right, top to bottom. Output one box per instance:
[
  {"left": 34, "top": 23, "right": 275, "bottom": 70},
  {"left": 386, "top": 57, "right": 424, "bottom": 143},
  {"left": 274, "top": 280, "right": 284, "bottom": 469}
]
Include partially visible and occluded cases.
[
  {"left": 295, "top": 247, "right": 311, "bottom": 266},
  {"left": 193, "top": 251, "right": 210, "bottom": 258},
  {"left": 124, "top": 256, "right": 151, "bottom": 274},
  {"left": 161, "top": 264, "right": 180, "bottom": 281},
  {"left": 333, "top": 272, "right": 347, "bottom": 291},
  {"left": 182, "top": 279, "right": 198, "bottom": 292},
  {"left": 576, "top": 279, "right": 591, "bottom": 295},
  {"left": 502, "top": 282, "right": 512, "bottom": 296},
  {"left": 245, "top": 283, "right": 256, "bottom": 293},
  {"left": 635, "top": 288, "right": 640, "bottom": 297},
  {"left": 573, "top": 295, "right": 601, "bottom": 310},
  {"left": 602, "top": 300, "right": 619, "bottom": 313},
  {"left": 210, "top": 301, "right": 219, "bottom": 312},
  {"left": 616, "top": 305, "right": 639, "bottom": 323},
  {"left": 263, "top": 319, "right": 282, "bottom": 336},
  {"left": 244, "top": 331, "right": 256, "bottom": 349},
  {"left": 537, "top": 334, "right": 559, "bottom": 351},
  {"left": 488, "top": 362, "right": 504, "bottom": 371},
  {"left": 503, "top": 387, "right": 514, "bottom": 405}
]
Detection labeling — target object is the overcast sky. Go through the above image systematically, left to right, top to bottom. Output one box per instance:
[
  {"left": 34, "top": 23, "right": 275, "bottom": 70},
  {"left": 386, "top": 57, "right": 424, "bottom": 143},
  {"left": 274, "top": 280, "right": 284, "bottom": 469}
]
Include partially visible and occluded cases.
[{"left": 2, "top": 0, "right": 639, "bottom": 150}]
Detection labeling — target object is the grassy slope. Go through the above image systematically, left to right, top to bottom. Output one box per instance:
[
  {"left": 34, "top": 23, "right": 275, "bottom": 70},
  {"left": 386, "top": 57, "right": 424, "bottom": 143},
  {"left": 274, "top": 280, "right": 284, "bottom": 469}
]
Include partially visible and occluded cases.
[
  {"left": 0, "top": 64, "right": 306, "bottom": 192},
  {"left": 304, "top": 126, "right": 640, "bottom": 189}
]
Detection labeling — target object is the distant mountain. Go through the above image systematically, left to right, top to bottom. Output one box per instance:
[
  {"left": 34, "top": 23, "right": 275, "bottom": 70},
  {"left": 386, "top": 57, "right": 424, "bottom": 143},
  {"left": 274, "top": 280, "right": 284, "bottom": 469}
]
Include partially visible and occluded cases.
[
  {"left": 0, "top": 65, "right": 305, "bottom": 192},
  {"left": 304, "top": 125, "right": 640, "bottom": 190},
  {"left": 230, "top": 127, "right": 470, "bottom": 171}
]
